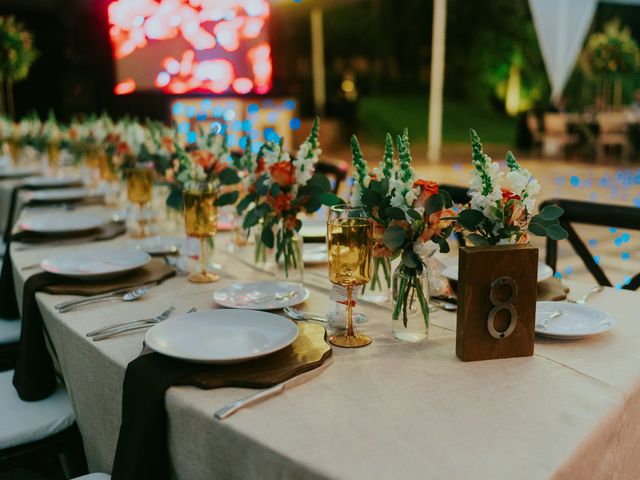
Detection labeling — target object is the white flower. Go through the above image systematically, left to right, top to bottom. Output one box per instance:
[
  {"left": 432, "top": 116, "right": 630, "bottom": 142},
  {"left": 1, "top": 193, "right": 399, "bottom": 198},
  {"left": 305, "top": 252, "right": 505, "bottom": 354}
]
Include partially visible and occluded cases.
[{"left": 350, "top": 182, "right": 362, "bottom": 206}]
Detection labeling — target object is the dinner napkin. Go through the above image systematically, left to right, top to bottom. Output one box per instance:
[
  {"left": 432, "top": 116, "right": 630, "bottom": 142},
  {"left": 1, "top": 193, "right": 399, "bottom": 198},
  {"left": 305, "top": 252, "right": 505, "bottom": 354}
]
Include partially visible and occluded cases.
[
  {"left": 3, "top": 180, "right": 85, "bottom": 242},
  {"left": 0, "top": 222, "right": 127, "bottom": 318},
  {"left": 12, "top": 259, "right": 175, "bottom": 401},
  {"left": 537, "top": 277, "right": 570, "bottom": 301},
  {"left": 111, "top": 323, "right": 331, "bottom": 480}
]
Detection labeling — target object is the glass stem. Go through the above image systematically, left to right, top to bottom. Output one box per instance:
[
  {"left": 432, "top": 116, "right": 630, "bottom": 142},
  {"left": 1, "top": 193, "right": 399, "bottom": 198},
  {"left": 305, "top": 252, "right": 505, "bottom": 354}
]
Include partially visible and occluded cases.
[
  {"left": 138, "top": 203, "right": 145, "bottom": 237},
  {"left": 200, "top": 238, "right": 207, "bottom": 275},
  {"left": 346, "top": 285, "right": 354, "bottom": 338}
]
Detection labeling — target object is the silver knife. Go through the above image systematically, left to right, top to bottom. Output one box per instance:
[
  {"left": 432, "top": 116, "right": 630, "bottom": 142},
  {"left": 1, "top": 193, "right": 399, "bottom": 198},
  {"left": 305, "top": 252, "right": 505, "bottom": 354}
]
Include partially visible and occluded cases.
[{"left": 214, "top": 359, "right": 333, "bottom": 420}]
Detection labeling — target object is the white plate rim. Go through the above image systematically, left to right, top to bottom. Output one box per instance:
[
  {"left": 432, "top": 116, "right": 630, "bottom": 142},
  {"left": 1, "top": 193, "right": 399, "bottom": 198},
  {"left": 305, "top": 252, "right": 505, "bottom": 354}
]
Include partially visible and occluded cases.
[
  {"left": 29, "top": 188, "right": 97, "bottom": 201},
  {"left": 20, "top": 213, "right": 106, "bottom": 234},
  {"left": 41, "top": 247, "right": 151, "bottom": 279},
  {"left": 441, "top": 260, "right": 554, "bottom": 283},
  {"left": 213, "top": 281, "right": 310, "bottom": 310},
  {"left": 535, "top": 301, "right": 615, "bottom": 339},
  {"left": 145, "top": 309, "right": 299, "bottom": 363}
]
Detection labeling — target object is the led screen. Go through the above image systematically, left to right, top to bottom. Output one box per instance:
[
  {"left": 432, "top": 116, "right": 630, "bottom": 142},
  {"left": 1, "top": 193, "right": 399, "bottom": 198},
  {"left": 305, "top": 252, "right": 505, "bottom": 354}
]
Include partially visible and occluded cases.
[{"left": 108, "top": 0, "right": 273, "bottom": 95}]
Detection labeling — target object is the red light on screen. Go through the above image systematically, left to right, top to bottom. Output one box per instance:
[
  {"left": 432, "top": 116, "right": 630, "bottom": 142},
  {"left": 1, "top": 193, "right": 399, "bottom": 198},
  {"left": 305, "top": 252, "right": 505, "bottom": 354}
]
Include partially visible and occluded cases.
[
  {"left": 108, "top": 0, "right": 272, "bottom": 95},
  {"left": 114, "top": 78, "right": 136, "bottom": 95}
]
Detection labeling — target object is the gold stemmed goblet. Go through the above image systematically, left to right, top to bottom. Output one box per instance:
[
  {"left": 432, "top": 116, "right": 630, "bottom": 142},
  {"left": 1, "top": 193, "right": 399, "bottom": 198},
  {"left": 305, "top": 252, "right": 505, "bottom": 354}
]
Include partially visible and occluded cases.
[
  {"left": 126, "top": 165, "right": 154, "bottom": 238},
  {"left": 183, "top": 181, "right": 219, "bottom": 283},
  {"left": 327, "top": 204, "right": 373, "bottom": 347}
]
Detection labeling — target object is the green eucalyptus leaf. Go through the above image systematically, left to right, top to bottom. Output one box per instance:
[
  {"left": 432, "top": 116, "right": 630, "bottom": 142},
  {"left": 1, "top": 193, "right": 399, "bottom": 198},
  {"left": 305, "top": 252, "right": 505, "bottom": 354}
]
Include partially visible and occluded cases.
[
  {"left": 218, "top": 168, "right": 240, "bottom": 185},
  {"left": 307, "top": 173, "right": 331, "bottom": 192},
  {"left": 270, "top": 183, "right": 281, "bottom": 196},
  {"left": 298, "top": 184, "right": 323, "bottom": 196},
  {"left": 440, "top": 189, "right": 454, "bottom": 208},
  {"left": 362, "top": 190, "right": 385, "bottom": 208},
  {"left": 214, "top": 191, "right": 239, "bottom": 206},
  {"left": 318, "top": 192, "right": 343, "bottom": 206},
  {"left": 236, "top": 193, "right": 256, "bottom": 214},
  {"left": 426, "top": 193, "right": 445, "bottom": 216},
  {"left": 304, "top": 195, "right": 322, "bottom": 213},
  {"left": 538, "top": 204, "right": 564, "bottom": 221},
  {"left": 385, "top": 207, "right": 406, "bottom": 221},
  {"left": 243, "top": 208, "right": 261, "bottom": 228},
  {"left": 407, "top": 208, "right": 422, "bottom": 221},
  {"left": 458, "top": 209, "right": 485, "bottom": 230},
  {"left": 528, "top": 222, "right": 546, "bottom": 236},
  {"left": 545, "top": 224, "right": 569, "bottom": 240},
  {"left": 261, "top": 226, "right": 275, "bottom": 248},
  {"left": 382, "top": 226, "right": 406, "bottom": 249},
  {"left": 467, "top": 233, "right": 490, "bottom": 246},
  {"left": 402, "top": 250, "right": 421, "bottom": 268}
]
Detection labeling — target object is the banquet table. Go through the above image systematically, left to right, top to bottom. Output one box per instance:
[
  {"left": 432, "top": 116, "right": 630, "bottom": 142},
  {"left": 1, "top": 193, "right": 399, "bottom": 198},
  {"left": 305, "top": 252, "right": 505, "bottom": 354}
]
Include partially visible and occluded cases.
[{"left": 7, "top": 204, "right": 640, "bottom": 480}]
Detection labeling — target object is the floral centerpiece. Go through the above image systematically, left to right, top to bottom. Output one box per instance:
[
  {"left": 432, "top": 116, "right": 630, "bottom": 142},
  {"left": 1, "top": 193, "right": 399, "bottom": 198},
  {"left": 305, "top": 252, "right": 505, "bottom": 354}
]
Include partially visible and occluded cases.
[
  {"left": 237, "top": 118, "right": 341, "bottom": 281},
  {"left": 351, "top": 128, "right": 456, "bottom": 340},
  {"left": 456, "top": 129, "right": 568, "bottom": 244}
]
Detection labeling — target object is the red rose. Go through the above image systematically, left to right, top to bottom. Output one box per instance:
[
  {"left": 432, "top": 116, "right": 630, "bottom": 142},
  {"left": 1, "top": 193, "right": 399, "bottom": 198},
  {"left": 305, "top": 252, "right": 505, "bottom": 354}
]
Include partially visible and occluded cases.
[{"left": 269, "top": 161, "right": 295, "bottom": 187}]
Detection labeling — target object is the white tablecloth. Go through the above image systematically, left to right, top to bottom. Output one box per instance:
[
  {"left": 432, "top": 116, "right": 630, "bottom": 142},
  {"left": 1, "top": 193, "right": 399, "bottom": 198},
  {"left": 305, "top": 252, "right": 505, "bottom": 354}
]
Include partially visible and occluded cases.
[{"left": 8, "top": 205, "right": 640, "bottom": 480}]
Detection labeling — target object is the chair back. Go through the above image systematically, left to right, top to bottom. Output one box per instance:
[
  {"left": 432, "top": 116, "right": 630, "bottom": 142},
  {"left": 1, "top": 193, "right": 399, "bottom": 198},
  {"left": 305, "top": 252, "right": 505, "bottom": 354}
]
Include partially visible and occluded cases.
[
  {"left": 526, "top": 112, "right": 540, "bottom": 136},
  {"left": 598, "top": 112, "right": 629, "bottom": 134},
  {"left": 543, "top": 113, "right": 569, "bottom": 133},
  {"left": 315, "top": 157, "right": 349, "bottom": 194},
  {"left": 439, "top": 184, "right": 469, "bottom": 205},
  {"left": 541, "top": 198, "right": 640, "bottom": 290}
]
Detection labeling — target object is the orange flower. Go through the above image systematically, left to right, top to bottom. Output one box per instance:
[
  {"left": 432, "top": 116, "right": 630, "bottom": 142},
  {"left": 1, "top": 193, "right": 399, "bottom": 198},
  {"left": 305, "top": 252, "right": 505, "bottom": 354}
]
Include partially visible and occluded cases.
[
  {"left": 161, "top": 136, "right": 175, "bottom": 154},
  {"left": 116, "top": 141, "right": 130, "bottom": 155},
  {"left": 192, "top": 150, "right": 216, "bottom": 170},
  {"left": 269, "top": 161, "right": 295, "bottom": 187},
  {"left": 412, "top": 180, "right": 439, "bottom": 210},
  {"left": 501, "top": 188, "right": 521, "bottom": 203},
  {"left": 267, "top": 192, "right": 293, "bottom": 215},
  {"left": 506, "top": 202, "right": 528, "bottom": 228},
  {"left": 420, "top": 207, "right": 456, "bottom": 242},
  {"left": 284, "top": 216, "right": 300, "bottom": 231}
]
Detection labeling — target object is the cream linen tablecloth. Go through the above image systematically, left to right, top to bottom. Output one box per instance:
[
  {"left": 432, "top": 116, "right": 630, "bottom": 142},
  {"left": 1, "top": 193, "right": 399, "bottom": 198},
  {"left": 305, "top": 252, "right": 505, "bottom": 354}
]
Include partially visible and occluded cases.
[{"left": 9, "top": 205, "right": 640, "bottom": 480}]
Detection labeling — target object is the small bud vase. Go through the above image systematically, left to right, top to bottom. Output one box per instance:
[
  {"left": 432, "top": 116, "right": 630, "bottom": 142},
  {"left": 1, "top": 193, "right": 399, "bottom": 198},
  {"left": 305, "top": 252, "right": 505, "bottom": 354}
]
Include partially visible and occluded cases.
[{"left": 391, "top": 265, "right": 430, "bottom": 342}]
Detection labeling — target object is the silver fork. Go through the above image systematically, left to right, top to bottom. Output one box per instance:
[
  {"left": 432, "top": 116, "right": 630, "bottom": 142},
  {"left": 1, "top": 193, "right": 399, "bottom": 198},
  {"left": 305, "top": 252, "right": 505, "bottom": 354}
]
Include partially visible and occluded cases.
[
  {"left": 87, "top": 306, "right": 175, "bottom": 338},
  {"left": 91, "top": 306, "right": 197, "bottom": 341}
]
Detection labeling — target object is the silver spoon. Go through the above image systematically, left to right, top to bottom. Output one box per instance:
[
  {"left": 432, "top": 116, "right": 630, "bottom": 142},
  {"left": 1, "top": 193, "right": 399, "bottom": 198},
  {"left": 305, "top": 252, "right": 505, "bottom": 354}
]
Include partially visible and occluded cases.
[
  {"left": 572, "top": 285, "right": 604, "bottom": 305},
  {"left": 56, "top": 287, "right": 150, "bottom": 313},
  {"left": 429, "top": 299, "right": 457, "bottom": 312},
  {"left": 283, "top": 306, "right": 327, "bottom": 323},
  {"left": 536, "top": 309, "right": 563, "bottom": 330}
]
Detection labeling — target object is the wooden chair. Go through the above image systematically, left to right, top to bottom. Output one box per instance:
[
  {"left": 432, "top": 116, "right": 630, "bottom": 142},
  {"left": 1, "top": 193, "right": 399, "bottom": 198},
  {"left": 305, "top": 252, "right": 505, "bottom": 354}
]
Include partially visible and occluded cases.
[
  {"left": 597, "top": 112, "right": 630, "bottom": 161},
  {"left": 541, "top": 113, "right": 579, "bottom": 158},
  {"left": 315, "top": 157, "right": 349, "bottom": 195},
  {"left": 540, "top": 199, "right": 640, "bottom": 290},
  {"left": 0, "top": 370, "right": 87, "bottom": 476}
]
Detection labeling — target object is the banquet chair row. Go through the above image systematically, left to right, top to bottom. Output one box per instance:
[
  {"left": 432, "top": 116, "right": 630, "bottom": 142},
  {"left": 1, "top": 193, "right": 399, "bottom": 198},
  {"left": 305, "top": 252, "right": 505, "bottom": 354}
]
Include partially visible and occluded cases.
[{"left": 541, "top": 199, "right": 640, "bottom": 290}]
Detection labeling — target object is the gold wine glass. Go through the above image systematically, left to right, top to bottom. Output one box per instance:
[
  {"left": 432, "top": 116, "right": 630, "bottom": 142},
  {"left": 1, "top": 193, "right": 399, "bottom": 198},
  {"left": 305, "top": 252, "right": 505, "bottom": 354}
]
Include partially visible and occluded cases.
[
  {"left": 126, "top": 166, "right": 154, "bottom": 238},
  {"left": 183, "top": 181, "right": 219, "bottom": 283},
  {"left": 327, "top": 204, "right": 373, "bottom": 348}
]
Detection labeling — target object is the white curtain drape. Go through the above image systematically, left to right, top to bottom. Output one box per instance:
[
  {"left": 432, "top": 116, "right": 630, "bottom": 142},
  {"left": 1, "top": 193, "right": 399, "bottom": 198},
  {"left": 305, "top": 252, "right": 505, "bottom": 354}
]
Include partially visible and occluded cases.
[{"left": 528, "top": 0, "right": 598, "bottom": 101}]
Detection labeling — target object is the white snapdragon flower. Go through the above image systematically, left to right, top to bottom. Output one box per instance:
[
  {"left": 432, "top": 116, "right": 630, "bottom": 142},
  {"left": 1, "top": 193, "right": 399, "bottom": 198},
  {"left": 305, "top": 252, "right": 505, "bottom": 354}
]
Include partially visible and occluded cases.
[{"left": 350, "top": 182, "right": 362, "bottom": 206}]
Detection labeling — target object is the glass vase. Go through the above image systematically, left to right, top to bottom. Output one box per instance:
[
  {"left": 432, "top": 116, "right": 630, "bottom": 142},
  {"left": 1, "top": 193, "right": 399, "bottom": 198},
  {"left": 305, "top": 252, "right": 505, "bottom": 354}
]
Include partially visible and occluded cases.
[
  {"left": 254, "top": 224, "right": 276, "bottom": 273},
  {"left": 275, "top": 228, "right": 304, "bottom": 286},
  {"left": 361, "top": 256, "right": 391, "bottom": 304},
  {"left": 391, "top": 265, "right": 430, "bottom": 342}
]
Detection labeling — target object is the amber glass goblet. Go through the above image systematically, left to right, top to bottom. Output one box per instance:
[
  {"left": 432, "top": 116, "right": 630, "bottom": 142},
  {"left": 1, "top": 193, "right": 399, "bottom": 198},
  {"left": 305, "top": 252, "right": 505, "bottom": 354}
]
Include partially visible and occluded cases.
[
  {"left": 126, "top": 166, "right": 154, "bottom": 238},
  {"left": 183, "top": 181, "right": 219, "bottom": 283},
  {"left": 327, "top": 204, "right": 373, "bottom": 347}
]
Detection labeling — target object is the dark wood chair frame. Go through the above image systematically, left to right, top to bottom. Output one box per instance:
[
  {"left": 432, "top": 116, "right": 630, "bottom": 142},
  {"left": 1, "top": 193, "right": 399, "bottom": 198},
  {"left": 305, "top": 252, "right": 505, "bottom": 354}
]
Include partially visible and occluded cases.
[{"left": 541, "top": 199, "right": 640, "bottom": 290}]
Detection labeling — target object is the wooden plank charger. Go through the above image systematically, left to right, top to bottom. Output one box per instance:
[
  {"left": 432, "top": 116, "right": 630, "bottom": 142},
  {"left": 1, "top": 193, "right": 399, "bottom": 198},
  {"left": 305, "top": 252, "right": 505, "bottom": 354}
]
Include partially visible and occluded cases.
[{"left": 183, "top": 323, "right": 332, "bottom": 389}]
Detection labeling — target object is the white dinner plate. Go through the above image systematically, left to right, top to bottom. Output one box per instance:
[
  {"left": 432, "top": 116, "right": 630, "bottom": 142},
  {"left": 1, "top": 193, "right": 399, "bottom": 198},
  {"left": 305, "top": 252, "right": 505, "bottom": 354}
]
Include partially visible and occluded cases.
[
  {"left": 0, "top": 168, "right": 39, "bottom": 179},
  {"left": 23, "top": 177, "right": 81, "bottom": 188},
  {"left": 28, "top": 188, "right": 99, "bottom": 202},
  {"left": 20, "top": 212, "right": 107, "bottom": 234},
  {"left": 300, "top": 218, "right": 326, "bottom": 239},
  {"left": 134, "top": 236, "right": 183, "bottom": 255},
  {"left": 303, "top": 244, "right": 328, "bottom": 265},
  {"left": 41, "top": 247, "right": 151, "bottom": 280},
  {"left": 441, "top": 260, "right": 553, "bottom": 283},
  {"left": 213, "top": 281, "right": 310, "bottom": 310},
  {"left": 535, "top": 301, "right": 615, "bottom": 339},
  {"left": 145, "top": 309, "right": 298, "bottom": 364}
]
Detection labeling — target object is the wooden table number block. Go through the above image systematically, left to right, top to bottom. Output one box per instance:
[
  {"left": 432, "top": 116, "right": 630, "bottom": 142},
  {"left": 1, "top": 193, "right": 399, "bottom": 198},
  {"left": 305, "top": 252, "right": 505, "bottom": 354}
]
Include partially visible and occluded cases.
[{"left": 456, "top": 244, "right": 538, "bottom": 362}]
